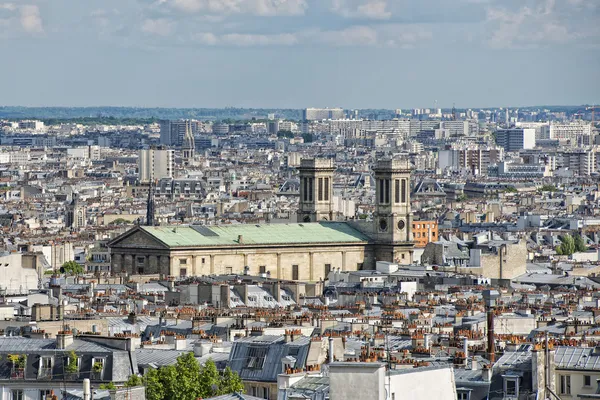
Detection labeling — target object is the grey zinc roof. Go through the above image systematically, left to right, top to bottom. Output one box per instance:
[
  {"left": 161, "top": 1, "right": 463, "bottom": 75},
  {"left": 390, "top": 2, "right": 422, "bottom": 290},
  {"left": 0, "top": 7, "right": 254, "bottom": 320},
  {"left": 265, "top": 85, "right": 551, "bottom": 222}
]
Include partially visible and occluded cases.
[{"left": 555, "top": 347, "right": 600, "bottom": 370}]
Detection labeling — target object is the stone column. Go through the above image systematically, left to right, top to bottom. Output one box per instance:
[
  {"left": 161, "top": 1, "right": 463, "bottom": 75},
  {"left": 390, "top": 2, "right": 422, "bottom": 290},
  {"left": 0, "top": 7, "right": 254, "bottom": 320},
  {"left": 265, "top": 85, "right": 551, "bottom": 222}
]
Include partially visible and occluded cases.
[
  {"left": 342, "top": 251, "right": 347, "bottom": 272},
  {"left": 309, "top": 252, "right": 314, "bottom": 281},
  {"left": 277, "top": 253, "right": 282, "bottom": 279},
  {"left": 111, "top": 254, "right": 123, "bottom": 274},
  {"left": 124, "top": 254, "right": 133, "bottom": 275},
  {"left": 148, "top": 255, "right": 158, "bottom": 274},
  {"left": 192, "top": 255, "right": 199, "bottom": 276},
  {"left": 210, "top": 255, "right": 215, "bottom": 275},
  {"left": 159, "top": 256, "right": 170, "bottom": 277}
]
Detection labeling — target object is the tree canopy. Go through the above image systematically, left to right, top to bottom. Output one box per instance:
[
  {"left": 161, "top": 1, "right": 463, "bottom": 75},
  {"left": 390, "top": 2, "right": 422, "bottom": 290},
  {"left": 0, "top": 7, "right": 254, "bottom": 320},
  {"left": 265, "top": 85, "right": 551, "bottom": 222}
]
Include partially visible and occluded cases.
[
  {"left": 556, "top": 234, "right": 576, "bottom": 256},
  {"left": 60, "top": 260, "right": 84, "bottom": 276},
  {"left": 145, "top": 353, "right": 244, "bottom": 400}
]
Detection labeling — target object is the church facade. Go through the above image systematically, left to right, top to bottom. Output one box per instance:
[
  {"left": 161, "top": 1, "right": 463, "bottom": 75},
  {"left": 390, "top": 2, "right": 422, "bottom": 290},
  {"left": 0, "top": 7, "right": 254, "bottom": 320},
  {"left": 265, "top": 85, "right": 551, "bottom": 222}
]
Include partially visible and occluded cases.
[{"left": 108, "top": 158, "right": 414, "bottom": 281}]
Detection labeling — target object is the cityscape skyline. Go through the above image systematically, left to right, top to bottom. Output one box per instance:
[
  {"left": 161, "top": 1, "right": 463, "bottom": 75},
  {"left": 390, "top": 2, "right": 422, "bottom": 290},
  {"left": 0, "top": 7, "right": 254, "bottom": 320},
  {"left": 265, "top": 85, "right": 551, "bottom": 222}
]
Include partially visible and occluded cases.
[{"left": 0, "top": 0, "right": 599, "bottom": 108}]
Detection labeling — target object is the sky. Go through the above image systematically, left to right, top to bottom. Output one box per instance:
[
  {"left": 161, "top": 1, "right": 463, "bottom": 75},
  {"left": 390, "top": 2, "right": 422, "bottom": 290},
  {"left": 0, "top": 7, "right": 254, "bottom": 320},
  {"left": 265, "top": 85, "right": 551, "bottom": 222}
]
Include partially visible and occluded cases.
[{"left": 0, "top": 0, "right": 599, "bottom": 109}]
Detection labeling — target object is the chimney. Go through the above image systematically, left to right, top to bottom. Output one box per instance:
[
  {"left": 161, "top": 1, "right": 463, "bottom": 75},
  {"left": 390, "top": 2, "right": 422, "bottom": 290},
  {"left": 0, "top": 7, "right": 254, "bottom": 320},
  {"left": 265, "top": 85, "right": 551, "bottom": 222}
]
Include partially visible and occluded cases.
[
  {"left": 238, "top": 235, "right": 244, "bottom": 244},
  {"left": 128, "top": 312, "right": 137, "bottom": 325},
  {"left": 284, "top": 330, "right": 292, "bottom": 343},
  {"left": 56, "top": 332, "right": 74, "bottom": 349},
  {"left": 423, "top": 333, "right": 431, "bottom": 350},
  {"left": 329, "top": 337, "right": 334, "bottom": 363},
  {"left": 463, "top": 337, "right": 469, "bottom": 364},
  {"left": 482, "top": 365, "right": 493, "bottom": 382},
  {"left": 83, "top": 379, "right": 91, "bottom": 400}
]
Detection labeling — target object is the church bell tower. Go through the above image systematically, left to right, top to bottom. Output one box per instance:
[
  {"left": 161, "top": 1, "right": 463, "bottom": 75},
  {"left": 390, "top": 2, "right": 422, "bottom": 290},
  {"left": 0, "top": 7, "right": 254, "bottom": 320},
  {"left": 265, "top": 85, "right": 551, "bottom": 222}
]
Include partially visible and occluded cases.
[
  {"left": 297, "top": 158, "right": 334, "bottom": 223},
  {"left": 373, "top": 158, "right": 414, "bottom": 263}
]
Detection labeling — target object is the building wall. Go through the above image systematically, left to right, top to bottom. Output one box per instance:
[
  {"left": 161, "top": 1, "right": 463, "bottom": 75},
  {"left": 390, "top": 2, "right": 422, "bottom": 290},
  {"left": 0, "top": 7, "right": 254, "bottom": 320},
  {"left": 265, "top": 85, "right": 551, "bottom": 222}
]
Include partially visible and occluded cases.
[
  {"left": 412, "top": 221, "right": 438, "bottom": 248},
  {"left": 111, "top": 237, "right": 374, "bottom": 282},
  {"left": 455, "top": 240, "right": 527, "bottom": 281},
  {"left": 329, "top": 363, "right": 386, "bottom": 400},
  {"left": 389, "top": 366, "right": 456, "bottom": 400}
]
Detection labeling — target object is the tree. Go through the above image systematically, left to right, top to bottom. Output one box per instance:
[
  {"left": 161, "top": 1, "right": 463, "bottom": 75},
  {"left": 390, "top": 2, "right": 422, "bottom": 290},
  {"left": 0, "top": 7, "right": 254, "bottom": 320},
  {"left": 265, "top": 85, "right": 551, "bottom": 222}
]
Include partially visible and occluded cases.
[
  {"left": 277, "top": 130, "right": 294, "bottom": 139},
  {"left": 301, "top": 133, "right": 313, "bottom": 143},
  {"left": 540, "top": 184, "right": 558, "bottom": 192},
  {"left": 556, "top": 234, "right": 576, "bottom": 256},
  {"left": 574, "top": 234, "right": 587, "bottom": 252},
  {"left": 555, "top": 245, "right": 564, "bottom": 256},
  {"left": 60, "top": 260, "right": 84, "bottom": 276},
  {"left": 144, "top": 353, "right": 245, "bottom": 400},
  {"left": 198, "top": 359, "right": 220, "bottom": 397},
  {"left": 219, "top": 366, "right": 244, "bottom": 395},
  {"left": 145, "top": 368, "right": 166, "bottom": 400},
  {"left": 124, "top": 374, "right": 143, "bottom": 387}
]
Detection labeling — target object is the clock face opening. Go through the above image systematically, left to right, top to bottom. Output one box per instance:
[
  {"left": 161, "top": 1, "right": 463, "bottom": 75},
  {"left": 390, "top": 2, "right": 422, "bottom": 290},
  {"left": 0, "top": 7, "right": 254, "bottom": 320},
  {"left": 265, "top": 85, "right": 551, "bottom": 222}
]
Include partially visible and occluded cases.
[
  {"left": 379, "top": 219, "right": 388, "bottom": 232},
  {"left": 397, "top": 220, "right": 405, "bottom": 230}
]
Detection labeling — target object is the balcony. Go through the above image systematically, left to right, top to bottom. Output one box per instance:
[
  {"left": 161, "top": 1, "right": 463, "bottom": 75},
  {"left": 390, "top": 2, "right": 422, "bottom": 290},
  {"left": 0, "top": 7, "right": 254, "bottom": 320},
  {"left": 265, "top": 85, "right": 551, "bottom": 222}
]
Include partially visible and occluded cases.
[
  {"left": 39, "top": 367, "right": 52, "bottom": 379},
  {"left": 11, "top": 368, "right": 25, "bottom": 379}
]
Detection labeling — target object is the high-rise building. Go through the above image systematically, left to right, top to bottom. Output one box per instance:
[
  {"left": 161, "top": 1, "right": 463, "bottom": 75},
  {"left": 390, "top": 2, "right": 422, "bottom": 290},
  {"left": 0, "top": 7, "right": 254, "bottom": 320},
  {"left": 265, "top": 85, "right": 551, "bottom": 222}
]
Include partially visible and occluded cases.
[
  {"left": 302, "top": 108, "right": 345, "bottom": 121},
  {"left": 159, "top": 120, "right": 199, "bottom": 147},
  {"left": 549, "top": 122, "right": 592, "bottom": 144},
  {"left": 496, "top": 128, "right": 536, "bottom": 152},
  {"left": 139, "top": 147, "right": 174, "bottom": 183}
]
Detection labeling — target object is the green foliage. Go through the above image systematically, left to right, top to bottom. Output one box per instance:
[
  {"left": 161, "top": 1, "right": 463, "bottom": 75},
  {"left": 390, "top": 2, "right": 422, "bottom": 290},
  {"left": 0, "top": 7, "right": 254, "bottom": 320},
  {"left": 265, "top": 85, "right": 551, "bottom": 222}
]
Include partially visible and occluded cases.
[
  {"left": 277, "top": 130, "right": 294, "bottom": 138},
  {"left": 302, "top": 133, "right": 313, "bottom": 143},
  {"left": 540, "top": 184, "right": 558, "bottom": 192},
  {"left": 504, "top": 187, "right": 518, "bottom": 193},
  {"left": 456, "top": 194, "right": 468, "bottom": 202},
  {"left": 556, "top": 234, "right": 576, "bottom": 256},
  {"left": 574, "top": 234, "right": 587, "bottom": 252},
  {"left": 555, "top": 245, "right": 564, "bottom": 256},
  {"left": 60, "top": 260, "right": 84, "bottom": 276},
  {"left": 65, "top": 351, "right": 78, "bottom": 374},
  {"left": 145, "top": 352, "right": 244, "bottom": 400},
  {"left": 8, "top": 354, "right": 26, "bottom": 368},
  {"left": 93, "top": 362, "right": 104, "bottom": 372},
  {"left": 219, "top": 366, "right": 244, "bottom": 395},
  {"left": 124, "top": 374, "right": 144, "bottom": 387},
  {"left": 99, "top": 382, "right": 116, "bottom": 390}
]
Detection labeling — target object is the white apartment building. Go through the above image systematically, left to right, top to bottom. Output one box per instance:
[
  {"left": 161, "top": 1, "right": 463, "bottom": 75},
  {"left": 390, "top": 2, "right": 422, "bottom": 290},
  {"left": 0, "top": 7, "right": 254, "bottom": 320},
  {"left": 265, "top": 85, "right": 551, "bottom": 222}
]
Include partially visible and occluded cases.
[
  {"left": 303, "top": 107, "right": 345, "bottom": 121},
  {"left": 17, "top": 120, "right": 44, "bottom": 131},
  {"left": 516, "top": 121, "right": 551, "bottom": 140},
  {"left": 550, "top": 122, "right": 592, "bottom": 142},
  {"left": 139, "top": 147, "right": 175, "bottom": 183}
]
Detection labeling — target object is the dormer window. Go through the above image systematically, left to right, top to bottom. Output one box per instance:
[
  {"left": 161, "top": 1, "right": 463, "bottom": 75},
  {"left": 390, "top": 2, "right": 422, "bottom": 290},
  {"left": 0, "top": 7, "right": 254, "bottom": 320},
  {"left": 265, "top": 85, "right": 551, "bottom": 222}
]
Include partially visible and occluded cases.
[
  {"left": 39, "top": 356, "right": 53, "bottom": 379},
  {"left": 503, "top": 375, "right": 519, "bottom": 398}
]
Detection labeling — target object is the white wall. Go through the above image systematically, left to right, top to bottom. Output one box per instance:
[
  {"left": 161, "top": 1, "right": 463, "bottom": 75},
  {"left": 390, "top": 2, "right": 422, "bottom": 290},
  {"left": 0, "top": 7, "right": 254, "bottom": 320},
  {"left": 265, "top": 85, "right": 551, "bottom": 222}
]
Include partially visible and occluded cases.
[
  {"left": 0, "top": 253, "right": 40, "bottom": 294},
  {"left": 389, "top": 366, "right": 457, "bottom": 400}
]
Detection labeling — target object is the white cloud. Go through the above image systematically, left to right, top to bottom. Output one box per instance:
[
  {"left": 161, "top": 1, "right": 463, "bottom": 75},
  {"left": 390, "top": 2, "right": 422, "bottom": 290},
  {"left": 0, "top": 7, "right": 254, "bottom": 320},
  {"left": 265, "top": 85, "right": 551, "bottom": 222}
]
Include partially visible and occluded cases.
[
  {"left": 168, "top": 0, "right": 307, "bottom": 16},
  {"left": 331, "top": 0, "right": 391, "bottom": 20},
  {"left": 484, "top": 0, "right": 592, "bottom": 48},
  {"left": 0, "top": 3, "right": 16, "bottom": 11},
  {"left": 20, "top": 5, "right": 43, "bottom": 34},
  {"left": 141, "top": 18, "right": 173, "bottom": 36},
  {"left": 319, "top": 25, "right": 378, "bottom": 46},
  {"left": 193, "top": 31, "right": 298, "bottom": 46}
]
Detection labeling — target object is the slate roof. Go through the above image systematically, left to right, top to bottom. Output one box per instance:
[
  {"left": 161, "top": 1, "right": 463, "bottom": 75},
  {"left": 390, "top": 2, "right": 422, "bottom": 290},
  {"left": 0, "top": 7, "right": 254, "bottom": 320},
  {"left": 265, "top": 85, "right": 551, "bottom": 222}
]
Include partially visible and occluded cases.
[
  {"left": 134, "top": 222, "right": 370, "bottom": 247},
  {"left": 228, "top": 335, "right": 311, "bottom": 382},
  {"left": 0, "top": 337, "right": 135, "bottom": 383}
]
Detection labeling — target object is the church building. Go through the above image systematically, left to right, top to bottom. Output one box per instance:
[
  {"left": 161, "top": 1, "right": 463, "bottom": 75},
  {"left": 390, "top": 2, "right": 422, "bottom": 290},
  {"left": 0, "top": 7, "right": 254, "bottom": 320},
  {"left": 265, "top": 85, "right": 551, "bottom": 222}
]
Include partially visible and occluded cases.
[{"left": 107, "top": 158, "right": 414, "bottom": 281}]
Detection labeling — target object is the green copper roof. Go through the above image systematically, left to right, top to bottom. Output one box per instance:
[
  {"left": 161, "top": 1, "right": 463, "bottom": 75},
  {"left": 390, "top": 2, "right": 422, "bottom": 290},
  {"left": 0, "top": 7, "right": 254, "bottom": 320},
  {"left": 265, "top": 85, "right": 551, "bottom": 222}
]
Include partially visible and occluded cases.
[{"left": 140, "top": 222, "right": 370, "bottom": 247}]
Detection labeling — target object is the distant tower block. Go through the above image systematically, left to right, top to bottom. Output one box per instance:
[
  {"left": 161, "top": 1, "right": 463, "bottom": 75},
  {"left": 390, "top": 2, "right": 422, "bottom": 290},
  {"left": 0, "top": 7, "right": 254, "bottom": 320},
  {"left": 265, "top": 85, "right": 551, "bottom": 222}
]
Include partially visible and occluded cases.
[{"left": 297, "top": 158, "right": 335, "bottom": 223}]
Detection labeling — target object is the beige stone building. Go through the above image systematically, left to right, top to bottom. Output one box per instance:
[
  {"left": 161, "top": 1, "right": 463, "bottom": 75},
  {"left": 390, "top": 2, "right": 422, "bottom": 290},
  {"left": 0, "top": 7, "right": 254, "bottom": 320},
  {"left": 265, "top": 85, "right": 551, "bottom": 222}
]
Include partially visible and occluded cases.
[{"left": 108, "top": 159, "right": 415, "bottom": 281}]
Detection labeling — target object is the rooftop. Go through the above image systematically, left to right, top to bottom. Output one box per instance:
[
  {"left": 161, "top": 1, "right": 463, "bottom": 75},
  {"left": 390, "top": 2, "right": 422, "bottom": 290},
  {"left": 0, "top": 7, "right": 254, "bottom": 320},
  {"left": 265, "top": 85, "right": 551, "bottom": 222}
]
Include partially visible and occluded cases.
[{"left": 137, "top": 222, "right": 370, "bottom": 247}]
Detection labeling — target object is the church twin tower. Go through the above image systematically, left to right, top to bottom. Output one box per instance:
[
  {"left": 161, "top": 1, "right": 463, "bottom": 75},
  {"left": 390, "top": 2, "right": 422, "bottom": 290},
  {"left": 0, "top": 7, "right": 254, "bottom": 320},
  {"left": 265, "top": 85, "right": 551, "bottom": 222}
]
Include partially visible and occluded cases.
[{"left": 298, "top": 158, "right": 414, "bottom": 263}]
